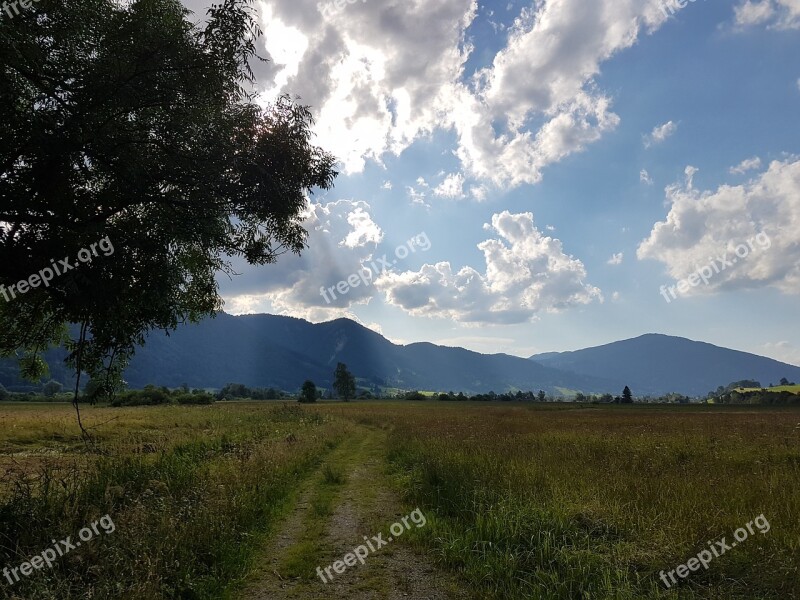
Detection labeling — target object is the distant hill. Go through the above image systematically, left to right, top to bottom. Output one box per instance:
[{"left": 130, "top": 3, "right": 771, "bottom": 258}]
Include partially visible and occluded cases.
[
  {"left": 120, "top": 313, "right": 620, "bottom": 394},
  {"left": 3, "top": 316, "right": 799, "bottom": 397},
  {"left": 529, "top": 333, "right": 800, "bottom": 396}
]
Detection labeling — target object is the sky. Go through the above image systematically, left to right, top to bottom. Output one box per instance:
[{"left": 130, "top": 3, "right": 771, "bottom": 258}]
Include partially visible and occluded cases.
[{"left": 192, "top": 0, "right": 800, "bottom": 364}]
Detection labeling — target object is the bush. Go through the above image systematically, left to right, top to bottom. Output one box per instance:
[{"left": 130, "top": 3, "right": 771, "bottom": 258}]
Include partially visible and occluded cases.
[
  {"left": 111, "top": 386, "right": 171, "bottom": 407},
  {"left": 176, "top": 392, "right": 215, "bottom": 405}
]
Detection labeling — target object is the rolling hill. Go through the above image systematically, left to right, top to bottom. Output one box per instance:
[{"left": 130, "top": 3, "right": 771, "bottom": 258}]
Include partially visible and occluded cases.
[
  {"left": 3, "top": 315, "right": 800, "bottom": 397},
  {"left": 529, "top": 333, "right": 800, "bottom": 396}
]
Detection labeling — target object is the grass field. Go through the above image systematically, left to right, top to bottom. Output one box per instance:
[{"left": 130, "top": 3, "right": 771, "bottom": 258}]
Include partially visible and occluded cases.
[
  {"left": 735, "top": 384, "right": 800, "bottom": 394},
  {"left": 1, "top": 401, "right": 798, "bottom": 599}
]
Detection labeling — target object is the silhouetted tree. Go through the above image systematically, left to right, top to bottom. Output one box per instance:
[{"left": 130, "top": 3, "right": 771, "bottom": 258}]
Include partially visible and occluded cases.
[
  {"left": 0, "top": 0, "right": 337, "bottom": 436},
  {"left": 333, "top": 363, "right": 356, "bottom": 401},
  {"left": 299, "top": 380, "right": 318, "bottom": 403},
  {"left": 622, "top": 386, "right": 633, "bottom": 404}
]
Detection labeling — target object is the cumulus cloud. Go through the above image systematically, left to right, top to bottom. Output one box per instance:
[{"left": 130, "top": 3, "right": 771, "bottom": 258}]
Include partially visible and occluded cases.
[
  {"left": 236, "top": 0, "right": 672, "bottom": 189},
  {"left": 733, "top": 0, "right": 800, "bottom": 29},
  {"left": 644, "top": 120, "right": 677, "bottom": 148},
  {"left": 730, "top": 156, "right": 762, "bottom": 174},
  {"left": 637, "top": 158, "right": 800, "bottom": 295},
  {"left": 640, "top": 169, "right": 654, "bottom": 184},
  {"left": 433, "top": 172, "right": 466, "bottom": 198},
  {"left": 406, "top": 186, "right": 429, "bottom": 206},
  {"left": 219, "top": 200, "right": 385, "bottom": 320},
  {"left": 375, "top": 211, "right": 602, "bottom": 324},
  {"left": 607, "top": 252, "right": 624, "bottom": 265}
]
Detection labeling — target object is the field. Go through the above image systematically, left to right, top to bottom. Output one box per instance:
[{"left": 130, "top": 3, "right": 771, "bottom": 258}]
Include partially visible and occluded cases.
[
  {"left": 736, "top": 385, "right": 800, "bottom": 394},
  {"left": 0, "top": 401, "right": 798, "bottom": 599}
]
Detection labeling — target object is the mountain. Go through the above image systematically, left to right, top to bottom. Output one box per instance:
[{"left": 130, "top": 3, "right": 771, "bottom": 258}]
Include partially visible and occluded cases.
[
  {"left": 121, "top": 313, "right": 620, "bottom": 394},
  {"left": 3, "top": 316, "right": 799, "bottom": 397},
  {"left": 529, "top": 333, "right": 800, "bottom": 396}
]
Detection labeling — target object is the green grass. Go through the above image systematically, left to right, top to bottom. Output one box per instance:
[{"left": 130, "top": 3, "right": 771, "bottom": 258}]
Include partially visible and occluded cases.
[
  {"left": 736, "top": 384, "right": 800, "bottom": 394},
  {"left": 323, "top": 402, "right": 800, "bottom": 600},
  {"left": 0, "top": 403, "right": 350, "bottom": 599}
]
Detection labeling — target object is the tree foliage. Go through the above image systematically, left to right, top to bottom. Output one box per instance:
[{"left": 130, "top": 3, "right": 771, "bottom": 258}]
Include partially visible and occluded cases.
[
  {"left": 0, "top": 0, "right": 338, "bottom": 415},
  {"left": 332, "top": 362, "right": 355, "bottom": 401},
  {"left": 299, "top": 380, "right": 317, "bottom": 403},
  {"left": 622, "top": 386, "right": 633, "bottom": 404}
]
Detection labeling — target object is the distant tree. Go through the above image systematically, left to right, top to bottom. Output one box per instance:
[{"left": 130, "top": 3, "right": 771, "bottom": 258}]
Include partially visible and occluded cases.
[
  {"left": 333, "top": 363, "right": 356, "bottom": 401},
  {"left": 780, "top": 377, "right": 791, "bottom": 386},
  {"left": 43, "top": 380, "right": 63, "bottom": 397},
  {"left": 299, "top": 380, "right": 318, "bottom": 403},
  {"left": 622, "top": 386, "right": 633, "bottom": 404},
  {"left": 537, "top": 390, "right": 546, "bottom": 402},
  {"left": 575, "top": 392, "right": 586, "bottom": 403},
  {"left": 599, "top": 393, "right": 614, "bottom": 403}
]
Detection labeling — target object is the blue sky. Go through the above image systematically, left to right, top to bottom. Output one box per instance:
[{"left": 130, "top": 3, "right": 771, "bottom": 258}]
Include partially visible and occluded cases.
[{"left": 207, "top": 0, "right": 800, "bottom": 364}]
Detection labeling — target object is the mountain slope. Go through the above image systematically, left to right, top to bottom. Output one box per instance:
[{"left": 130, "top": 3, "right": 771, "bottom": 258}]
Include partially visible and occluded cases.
[
  {"left": 123, "top": 313, "right": 621, "bottom": 394},
  {"left": 529, "top": 333, "right": 800, "bottom": 396}
]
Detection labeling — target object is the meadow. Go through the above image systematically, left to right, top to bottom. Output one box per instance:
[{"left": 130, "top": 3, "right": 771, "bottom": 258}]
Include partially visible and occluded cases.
[{"left": 1, "top": 401, "right": 798, "bottom": 599}]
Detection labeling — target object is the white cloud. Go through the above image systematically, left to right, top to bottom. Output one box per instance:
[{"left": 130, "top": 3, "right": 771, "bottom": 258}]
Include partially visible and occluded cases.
[
  {"left": 242, "top": 0, "right": 673, "bottom": 189},
  {"left": 733, "top": 0, "right": 800, "bottom": 29},
  {"left": 644, "top": 120, "right": 677, "bottom": 148},
  {"left": 730, "top": 156, "right": 762, "bottom": 174},
  {"left": 637, "top": 158, "right": 800, "bottom": 295},
  {"left": 640, "top": 169, "right": 653, "bottom": 185},
  {"left": 433, "top": 172, "right": 466, "bottom": 199},
  {"left": 381, "top": 180, "right": 393, "bottom": 190},
  {"left": 470, "top": 184, "right": 489, "bottom": 201},
  {"left": 406, "top": 186, "right": 429, "bottom": 206},
  {"left": 220, "top": 200, "right": 385, "bottom": 320},
  {"left": 376, "top": 211, "right": 602, "bottom": 324},
  {"left": 607, "top": 252, "right": 624, "bottom": 265},
  {"left": 611, "top": 291, "right": 622, "bottom": 302},
  {"left": 760, "top": 341, "right": 800, "bottom": 366}
]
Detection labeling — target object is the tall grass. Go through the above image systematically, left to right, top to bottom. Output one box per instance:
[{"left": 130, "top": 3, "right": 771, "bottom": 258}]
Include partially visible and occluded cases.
[
  {"left": 0, "top": 403, "right": 350, "bottom": 599},
  {"left": 331, "top": 403, "right": 800, "bottom": 599}
]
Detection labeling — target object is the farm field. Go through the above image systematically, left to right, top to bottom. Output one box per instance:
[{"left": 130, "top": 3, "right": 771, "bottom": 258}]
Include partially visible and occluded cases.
[{"left": 1, "top": 401, "right": 799, "bottom": 599}]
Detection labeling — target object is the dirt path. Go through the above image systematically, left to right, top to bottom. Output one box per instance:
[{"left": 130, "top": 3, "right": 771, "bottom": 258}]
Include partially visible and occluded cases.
[{"left": 238, "top": 426, "right": 472, "bottom": 600}]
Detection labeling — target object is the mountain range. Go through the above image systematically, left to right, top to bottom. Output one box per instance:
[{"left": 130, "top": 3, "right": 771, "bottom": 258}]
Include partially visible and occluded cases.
[{"left": 2, "top": 313, "right": 799, "bottom": 397}]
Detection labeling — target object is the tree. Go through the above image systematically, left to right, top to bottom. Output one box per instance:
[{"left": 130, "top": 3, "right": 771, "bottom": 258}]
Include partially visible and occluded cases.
[
  {"left": 0, "top": 0, "right": 337, "bottom": 435},
  {"left": 333, "top": 363, "right": 356, "bottom": 401},
  {"left": 780, "top": 377, "right": 791, "bottom": 386},
  {"left": 43, "top": 380, "right": 63, "bottom": 397},
  {"left": 299, "top": 380, "right": 317, "bottom": 404},
  {"left": 622, "top": 386, "right": 633, "bottom": 404},
  {"left": 537, "top": 390, "right": 546, "bottom": 402}
]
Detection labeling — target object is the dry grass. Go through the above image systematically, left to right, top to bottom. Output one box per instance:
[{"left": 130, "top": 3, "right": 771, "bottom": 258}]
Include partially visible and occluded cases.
[{"left": 322, "top": 402, "right": 800, "bottom": 599}]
